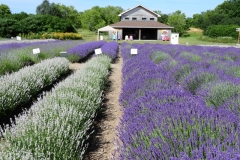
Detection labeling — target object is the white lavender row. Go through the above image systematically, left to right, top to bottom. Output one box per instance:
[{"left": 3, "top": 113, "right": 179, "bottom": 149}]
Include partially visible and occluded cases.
[
  {"left": 0, "top": 55, "right": 111, "bottom": 159},
  {"left": 0, "top": 57, "right": 70, "bottom": 117}
]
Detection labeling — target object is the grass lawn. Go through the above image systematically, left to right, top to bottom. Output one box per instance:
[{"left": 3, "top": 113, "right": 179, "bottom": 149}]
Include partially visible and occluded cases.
[
  {"left": 180, "top": 28, "right": 237, "bottom": 46},
  {"left": 78, "top": 29, "right": 97, "bottom": 42}
]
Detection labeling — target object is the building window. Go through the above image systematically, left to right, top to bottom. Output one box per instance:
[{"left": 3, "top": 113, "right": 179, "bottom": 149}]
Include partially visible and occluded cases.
[
  {"left": 125, "top": 17, "right": 129, "bottom": 20},
  {"left": 132, "top": 17, "right": 137, "bottom": 20},
  {"left": 142, "top": 18, "right": 147, "bottom": 20},
  {"left": 150, "top": 18, "right": 154, "bottom": 20}
]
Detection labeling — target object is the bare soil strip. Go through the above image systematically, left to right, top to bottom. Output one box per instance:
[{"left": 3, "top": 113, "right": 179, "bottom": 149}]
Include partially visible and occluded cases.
[
  {"left": 84, "top": 53, "right": 123, "bottom": 160},
  {"left": 69, "top": 63, "right": 84, "bottom": 71}
]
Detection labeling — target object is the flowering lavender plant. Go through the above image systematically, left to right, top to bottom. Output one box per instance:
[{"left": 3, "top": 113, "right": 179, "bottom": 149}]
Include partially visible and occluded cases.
[
  {"left": 0, "top": 40, "right": 83, "bottom": 75},
  {"left": 67, "top": 40, "right": 106, "bottom": 61},
  {"left": 100, "top": 41, "right": 119, "bottom": 60},
  {"left": 117, "top": 43, "right": 240, "bottom": 160},
  {"left": 0, "top": 55, "right": 111, "bottom": 159},
  {"left": 0, "top": 57, "right": 70, "bottom": 118}
]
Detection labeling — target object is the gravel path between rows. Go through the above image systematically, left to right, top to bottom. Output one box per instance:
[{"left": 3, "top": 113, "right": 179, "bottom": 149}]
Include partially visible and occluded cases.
[{"left": 83, "top": 50, "right": 123, "bottom": 160}]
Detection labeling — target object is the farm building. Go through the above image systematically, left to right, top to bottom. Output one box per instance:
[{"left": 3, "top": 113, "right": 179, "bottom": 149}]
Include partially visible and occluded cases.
[{"left": 110, "top": 5, "right": 174, "bottom": 40}]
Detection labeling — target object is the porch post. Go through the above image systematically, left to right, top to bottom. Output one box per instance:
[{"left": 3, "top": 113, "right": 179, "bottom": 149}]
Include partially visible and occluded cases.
[{"left": 139, "top": 29, "right": 141, "bottom": 40}]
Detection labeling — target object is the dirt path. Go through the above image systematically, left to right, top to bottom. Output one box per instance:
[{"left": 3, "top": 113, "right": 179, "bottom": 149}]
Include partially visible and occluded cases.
[
  {"left": 84, "top": 52, "right": 123, "bottom": 160},
  {"left": 69, "top": 63, "right": 84, "bottom": 71}
]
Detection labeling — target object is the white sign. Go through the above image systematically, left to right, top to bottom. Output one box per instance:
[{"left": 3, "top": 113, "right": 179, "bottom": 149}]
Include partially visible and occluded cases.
[
  {"left": 170, "top": 33, "right": 179, "bottom": 45},
  {"left": 16, "top": 36, "right": 21, "bottom": 41},
  {"left": 33, "top": 48, "right": 40, "bottom": 54},
  {"left": 95, "top": 48, "right": 102, "bottom": 55},
  {"left": 131, "top": 48, "right": 138, "bottom": 54},
  {"left": 60, "top": 51, "right": 68, "bottom": 57}
]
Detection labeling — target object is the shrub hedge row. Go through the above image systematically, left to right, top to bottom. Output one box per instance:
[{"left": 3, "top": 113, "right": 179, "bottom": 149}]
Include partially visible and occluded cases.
[
  {"left": 0, "top": 14, "right": 76, "bottom": 38},
  {"left": 204, "top": 25, "right": 239, "bottom": 39}
]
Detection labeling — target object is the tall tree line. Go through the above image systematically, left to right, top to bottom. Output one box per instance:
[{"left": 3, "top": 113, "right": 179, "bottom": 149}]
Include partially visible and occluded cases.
[
  {"left": 1, "top": 0, "right": 240, "bottom": 38},
  {"left": 191, "top": 0, "right": 240, "bottom": 30}
]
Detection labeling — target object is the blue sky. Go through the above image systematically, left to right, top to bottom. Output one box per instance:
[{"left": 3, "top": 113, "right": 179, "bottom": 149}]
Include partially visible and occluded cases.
[{"left": 2, "top": 0, "right": 225, "bottom": 17}]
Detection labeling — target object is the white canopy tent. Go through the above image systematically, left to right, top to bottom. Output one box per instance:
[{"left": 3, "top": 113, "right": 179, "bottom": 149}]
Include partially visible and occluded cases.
[{"left": 97, "top": 25, "right": 118, "bottom": 41}]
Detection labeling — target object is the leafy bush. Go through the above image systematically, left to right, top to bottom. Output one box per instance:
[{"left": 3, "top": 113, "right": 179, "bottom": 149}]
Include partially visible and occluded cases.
[
  {"left": 0, "top": 14, "right": 77, "bottom": 38},
  {"left": 0, "top": 18, "right": 18, "bottom": 37},
  {"left": 204, "top": 25, "right": 239, "bottom": 39},
  {"left": 198, "top": 35, "right": 237, "bottom": 43}
]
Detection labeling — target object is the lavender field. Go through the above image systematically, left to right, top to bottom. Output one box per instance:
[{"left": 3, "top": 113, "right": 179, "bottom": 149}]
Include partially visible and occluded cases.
[
  {"left": 2, "top": 39, "right": 240, "bottom": 159},
  {"left": 0, "top": 40, "right": 120, "bottom": 159},
  {"left": 0, "top": 40, "right": 84, "bottom": 75},
  {"left": 118, "top": 43, "right": 240, "bottom": 159}
]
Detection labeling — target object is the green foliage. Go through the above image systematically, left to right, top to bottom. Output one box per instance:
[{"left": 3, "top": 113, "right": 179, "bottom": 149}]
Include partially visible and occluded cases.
[
  {"left": 36, "top": 0, "right": 61, "bottom": 17},
  {"left": 191, "top": 0, "right": 240, "bottom": 31},
  {"left": 215, "top": 0, "right": 240, "bottom": 18},
  {"left": 0, "top": 4, "right": 11, "bottom": 17},
  {"left": 55, "top": 4, "right": 82, "bottom": 28},
  {"left": 81, "top": 5, "right": 123, "bottom": 31},
  {"left": 154, "top": 10, "right": 169, "bottom": 24},
  {"left": 167, "top": 10, "right": 187, "bottom": 36},
  {"left": 6, "top": 12, "right": 29, "bottom": 21},
  {"left": 0, "top": 14, "right": 76, "bottom": 37},
  {"left": 20, "top": 14, "right": 76, "bottom": 33},
  {"left": 0, "top": 18, "right": 18, "bottom": 37},
  {"left": 204, "top": 25, "right": 239, "bottom": 38},
  {"left": 198, "top": 35, "right": 237, "bottom": 44},
  {"left": 150, "top": 51, "right": 171, "bottom": 64},
  {"left": 179, "top": 52, "right": 202, "bottom": 62},
  {"left": 67, "top": 54, "right": 81, "bottom": 63},
  {"left": 174, "top": 64, "right": 192, "bottom": 83},
  {"left": 184, "top": 72, "right": 217, "bottom": 95},
  {"left": 205, "top": 82, "right": 240, "bottom": 108}
]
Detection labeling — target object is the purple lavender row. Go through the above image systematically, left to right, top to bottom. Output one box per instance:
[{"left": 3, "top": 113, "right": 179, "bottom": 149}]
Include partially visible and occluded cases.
[
  {"left": 67, "top": 40, "right": 106, "bottom": 59},
  {"left": 100, "top": 41, "right": 119, "bottom": 60},
  {"left": 117, "top": 43, "right": 240, "bottom": 159}
]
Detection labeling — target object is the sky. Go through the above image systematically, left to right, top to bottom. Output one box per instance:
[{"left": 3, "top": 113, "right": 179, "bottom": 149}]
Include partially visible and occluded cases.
[{"left": 1, "top": 0, "right": 226, "bottom": 18}]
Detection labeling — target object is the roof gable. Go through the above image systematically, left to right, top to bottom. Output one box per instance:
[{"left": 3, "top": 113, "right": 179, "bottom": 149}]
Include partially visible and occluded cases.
[{"left": 118, "top": 5, "right": 160, "bottom": 17}]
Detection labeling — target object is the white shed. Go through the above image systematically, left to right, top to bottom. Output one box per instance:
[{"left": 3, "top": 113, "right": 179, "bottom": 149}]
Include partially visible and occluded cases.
[{"left": 97, "top": 25, "right": 117, "bottom": 41}]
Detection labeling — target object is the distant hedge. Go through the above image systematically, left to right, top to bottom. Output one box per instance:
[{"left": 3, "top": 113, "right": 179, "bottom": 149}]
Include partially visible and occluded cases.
[
  {"left": 0, "top": 14, "right": 77, "bottom": 38},
  {"left": 204, "top": 25, "right": 239, "bottom": 39}
]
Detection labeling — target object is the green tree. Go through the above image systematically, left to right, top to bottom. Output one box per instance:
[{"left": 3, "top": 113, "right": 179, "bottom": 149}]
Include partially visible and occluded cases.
[
  {"left": 36, "top": 0, "right": 62, "bottom": 17},
  {"left": 36, "top": 0, "right": 51, "bottom": 14},
  {"left": 215, "top": 0, "right": 240, "bottom": 18},
  {"left": 0, "top": 4, "right": 11, "bottom": 17},
  {"left": 55, "top": 4, "right": 82, "bottom": 28},
  {"left": 81, "top": 5, "right": 123, "bottom": 31},
  {"left": 81, "top": 6, "right": 105, "bottom": 31},
  {"left": 102, "top": 6, "right": 123, "bottom": 24},
  {"left": 154, "top": 10, "right": 169, "bottom": 24},
  {"left": 167, "top": 10, "right": 187, "bottom": 36},
  {"left": 6, "top": 12, "right": 29, "bottom": 21},
  {"left": 185, "top": 17, "right": 193, "bottom": 30},
  {"left": 0, "top": 19, "right": 18, "bottom": 37}
]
